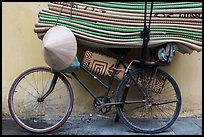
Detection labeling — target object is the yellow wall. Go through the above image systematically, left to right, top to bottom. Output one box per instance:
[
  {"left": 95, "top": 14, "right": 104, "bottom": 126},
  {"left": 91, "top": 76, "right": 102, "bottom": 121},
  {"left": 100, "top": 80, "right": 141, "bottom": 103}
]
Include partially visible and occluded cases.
[{"left": 2, "top": 2, "right": 202, "bottom": 117}]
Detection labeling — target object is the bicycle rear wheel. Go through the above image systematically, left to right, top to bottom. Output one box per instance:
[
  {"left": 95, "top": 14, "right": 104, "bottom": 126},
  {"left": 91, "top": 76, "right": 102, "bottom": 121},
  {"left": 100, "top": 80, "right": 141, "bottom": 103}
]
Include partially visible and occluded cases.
[
  {"left": 8, "top": 67, "right": 74, "bottom": 134},
  {"left": 115, "top": 68, "right": 181, "bottom": 134}
]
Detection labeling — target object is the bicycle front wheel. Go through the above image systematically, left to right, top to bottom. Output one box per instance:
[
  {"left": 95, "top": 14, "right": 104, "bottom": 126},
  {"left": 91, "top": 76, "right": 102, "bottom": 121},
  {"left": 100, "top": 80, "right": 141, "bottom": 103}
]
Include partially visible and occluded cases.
[
  {"left": 8, "top": 67, "right": 74, "bottom": 134},
  {"left": 115, "top": 68, "right": 181, "bottom": 134}
]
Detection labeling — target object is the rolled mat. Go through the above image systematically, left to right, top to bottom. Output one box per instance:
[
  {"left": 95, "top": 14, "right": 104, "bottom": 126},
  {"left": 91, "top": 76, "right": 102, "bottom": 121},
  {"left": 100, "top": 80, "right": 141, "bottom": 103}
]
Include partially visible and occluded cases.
[{"left": 34, "top": 2, "right": 202, "bottom": 54}]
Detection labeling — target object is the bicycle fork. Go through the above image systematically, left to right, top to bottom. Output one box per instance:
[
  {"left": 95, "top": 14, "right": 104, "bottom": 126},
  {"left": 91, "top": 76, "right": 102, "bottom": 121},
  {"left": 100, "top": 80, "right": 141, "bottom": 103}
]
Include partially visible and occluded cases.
[{"left": 37, "top": 73, "right": 59, "bottom": 102}]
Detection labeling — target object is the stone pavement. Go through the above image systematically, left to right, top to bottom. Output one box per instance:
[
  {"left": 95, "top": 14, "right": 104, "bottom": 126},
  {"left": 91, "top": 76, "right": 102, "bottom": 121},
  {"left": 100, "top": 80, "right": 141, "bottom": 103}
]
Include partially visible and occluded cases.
[{"left": 2, "top": 115, "right": 202, "bottom": 135}]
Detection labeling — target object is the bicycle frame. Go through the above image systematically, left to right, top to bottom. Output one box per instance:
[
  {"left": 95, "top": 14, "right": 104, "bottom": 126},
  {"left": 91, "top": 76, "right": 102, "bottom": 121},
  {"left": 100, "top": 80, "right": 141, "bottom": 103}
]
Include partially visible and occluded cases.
[
  {"left": 39, "top": 55, "right": 152, "bottom": 108},
  {"left": 67, "top": 56, "right": 146, "bottom": 106}
]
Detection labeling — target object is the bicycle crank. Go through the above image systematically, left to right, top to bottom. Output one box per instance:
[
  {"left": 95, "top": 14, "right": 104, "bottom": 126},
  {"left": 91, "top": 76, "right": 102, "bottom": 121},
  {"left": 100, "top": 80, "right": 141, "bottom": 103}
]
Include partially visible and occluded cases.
[{"left": 93, "top": 96, "right": 112, "bottom": 115}]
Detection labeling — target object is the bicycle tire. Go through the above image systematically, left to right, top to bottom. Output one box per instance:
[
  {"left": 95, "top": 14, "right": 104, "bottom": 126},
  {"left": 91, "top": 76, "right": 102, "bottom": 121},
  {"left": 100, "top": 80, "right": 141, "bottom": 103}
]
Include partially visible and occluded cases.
[
  {"left": 8, "top": 67, "right": 74, "bottom": 134},
  {"left": 115, "top": 68, "right": 181, "bottom": 134}
]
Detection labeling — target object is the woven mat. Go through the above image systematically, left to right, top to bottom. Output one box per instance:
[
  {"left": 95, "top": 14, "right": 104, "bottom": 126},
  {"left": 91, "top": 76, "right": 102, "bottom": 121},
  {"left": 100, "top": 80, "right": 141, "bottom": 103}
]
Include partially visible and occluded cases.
[
  {"left": 34, "top": 2, "right": 202, "bottom": 54},
  {"left": 82, "top": 50, "right": 126, "bottom": 80}
]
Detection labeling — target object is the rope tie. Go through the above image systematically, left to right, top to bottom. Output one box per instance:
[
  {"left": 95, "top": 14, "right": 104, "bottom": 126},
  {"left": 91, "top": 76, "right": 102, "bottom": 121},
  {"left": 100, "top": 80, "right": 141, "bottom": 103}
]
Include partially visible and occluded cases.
[
  {"left": 55, "top": 2, "right": 65, "bottom": 26},
  {"left": 70, "top": 2, "right": 74, "bottom": 19}
]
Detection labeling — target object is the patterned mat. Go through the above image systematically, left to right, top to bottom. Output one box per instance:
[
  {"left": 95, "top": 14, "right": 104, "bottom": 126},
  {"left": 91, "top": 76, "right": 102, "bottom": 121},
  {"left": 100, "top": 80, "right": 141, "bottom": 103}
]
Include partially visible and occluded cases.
[{"left": 34, "top": 2, "right": 202, "bottom": 54}]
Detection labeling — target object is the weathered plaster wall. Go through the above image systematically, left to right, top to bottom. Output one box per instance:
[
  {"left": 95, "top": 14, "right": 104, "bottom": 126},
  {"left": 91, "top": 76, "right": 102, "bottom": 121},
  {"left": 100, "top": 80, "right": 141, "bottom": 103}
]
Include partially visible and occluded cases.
[{"left": 2, "top": 2, "right": 202, "bottom": 117}]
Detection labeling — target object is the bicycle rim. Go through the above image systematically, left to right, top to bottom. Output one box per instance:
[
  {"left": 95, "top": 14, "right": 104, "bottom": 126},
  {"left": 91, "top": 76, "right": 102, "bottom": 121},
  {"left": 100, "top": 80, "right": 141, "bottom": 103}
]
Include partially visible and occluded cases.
[
  {"left": 8, "top": 67, "right": 74, "bottom": 133},
  {"left": 115, "top": 68, "right": 181, "bottom": 134}
]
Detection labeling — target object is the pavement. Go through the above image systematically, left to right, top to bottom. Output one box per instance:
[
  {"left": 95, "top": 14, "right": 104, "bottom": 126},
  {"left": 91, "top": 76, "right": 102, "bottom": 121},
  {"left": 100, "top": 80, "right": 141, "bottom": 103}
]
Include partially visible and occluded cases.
[{"left": 2, "top": 115, "right": 202, "bottom": 135}]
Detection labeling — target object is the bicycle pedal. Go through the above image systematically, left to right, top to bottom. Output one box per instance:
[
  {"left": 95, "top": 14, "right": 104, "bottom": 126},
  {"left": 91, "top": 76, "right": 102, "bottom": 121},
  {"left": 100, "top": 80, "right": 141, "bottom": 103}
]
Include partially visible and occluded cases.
[
  {"left": 111, "top": 90, "right": 115, "bottom": 94},
  {"left": 87, "top": 113, "right": 94, "bottom": 122},
  {"left": 89, "top": 113, "right": 93, "bottom": 117}
]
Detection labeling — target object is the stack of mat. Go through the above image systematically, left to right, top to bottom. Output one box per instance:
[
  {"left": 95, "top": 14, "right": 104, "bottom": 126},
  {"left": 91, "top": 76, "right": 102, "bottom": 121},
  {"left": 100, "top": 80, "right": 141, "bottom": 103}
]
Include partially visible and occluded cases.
[{"left": 34, "top": 2, "right": 202, "bottom": 54}]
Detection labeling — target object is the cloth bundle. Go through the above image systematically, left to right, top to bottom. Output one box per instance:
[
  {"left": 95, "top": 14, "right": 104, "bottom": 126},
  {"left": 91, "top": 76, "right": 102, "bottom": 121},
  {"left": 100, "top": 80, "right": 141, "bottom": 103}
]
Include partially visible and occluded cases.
[{"left": 34, "top": 2, "right": 202, "bottom": 54}]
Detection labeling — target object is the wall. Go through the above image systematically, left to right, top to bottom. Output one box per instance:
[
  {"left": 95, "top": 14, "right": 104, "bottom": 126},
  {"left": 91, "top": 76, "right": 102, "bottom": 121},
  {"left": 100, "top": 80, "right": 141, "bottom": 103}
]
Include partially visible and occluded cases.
[{"left": 2, "top": 2, "right": 202, "bottom": 117}]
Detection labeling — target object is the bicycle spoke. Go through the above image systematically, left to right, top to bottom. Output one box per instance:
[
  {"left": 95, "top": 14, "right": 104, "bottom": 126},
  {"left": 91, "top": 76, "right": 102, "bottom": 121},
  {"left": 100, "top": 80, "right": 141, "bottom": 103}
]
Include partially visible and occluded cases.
[
  {"left": 42, "top": 71, "right": 44, "bottom": 94},
  {"left": 32, "top": 73, "right": 39, "bottom": 94},
  {"left": 42, "top": 74, "right": 52, "bottom": 95},
  {"left": 24, "top": 77, "right": 40, "bottom": 95},
  {"left": 18, "top": 85, "right": 38, "bottom": 99},
  {"left": 24, "top": 100, "right": 37, "bottom": 108},
  {"left": 159, "top": 104, "right": 176, "bottom": 111},
  {"left": 155, "top": 105, "right": 170, "bottom": 118},
  {"left": 151, "top": 107, "right": 164, "bottom": 128}
]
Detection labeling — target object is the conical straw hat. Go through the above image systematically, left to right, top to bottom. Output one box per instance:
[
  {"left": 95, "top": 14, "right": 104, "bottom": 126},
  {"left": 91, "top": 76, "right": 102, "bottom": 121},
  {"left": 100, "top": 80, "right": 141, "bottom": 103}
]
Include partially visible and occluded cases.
[{"left": 42, "top": 26, "right": 77, "bottom": 71}]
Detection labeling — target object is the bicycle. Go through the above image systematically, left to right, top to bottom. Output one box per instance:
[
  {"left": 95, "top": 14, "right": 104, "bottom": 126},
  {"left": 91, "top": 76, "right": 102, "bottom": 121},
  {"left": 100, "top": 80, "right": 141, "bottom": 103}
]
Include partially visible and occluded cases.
[{"left": 8, "top": 2, "right": 181, "bottom": 134}]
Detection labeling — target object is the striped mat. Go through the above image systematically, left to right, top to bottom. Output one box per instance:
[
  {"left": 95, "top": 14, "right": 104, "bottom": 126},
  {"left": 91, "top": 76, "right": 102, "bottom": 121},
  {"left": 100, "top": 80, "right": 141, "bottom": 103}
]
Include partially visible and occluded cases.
[{"left": 34, "top": 2, "right": 202, "bottom": 54}]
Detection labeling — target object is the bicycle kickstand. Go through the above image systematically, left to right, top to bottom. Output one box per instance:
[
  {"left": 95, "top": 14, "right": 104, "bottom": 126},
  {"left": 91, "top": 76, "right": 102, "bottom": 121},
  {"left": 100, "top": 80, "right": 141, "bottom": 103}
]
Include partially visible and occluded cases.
[{"left": 114, "top": 83, "right": 130, "bottom": 122}]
